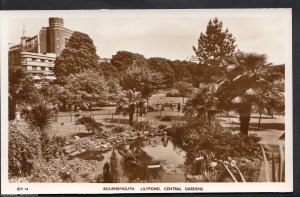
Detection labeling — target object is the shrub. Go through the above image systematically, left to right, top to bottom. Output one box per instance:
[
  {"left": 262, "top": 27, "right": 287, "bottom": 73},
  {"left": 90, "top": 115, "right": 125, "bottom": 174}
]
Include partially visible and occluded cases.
[
  {"left": 166, "top": 89, "right": 181, "bottom": 97},
  {"left": 27, "top": 99, "right": 54, "bottom": 131},
  {"left": 160, "top": 115, "right": 172, "bottom": 122},
  {"left": 76, "top": 116, "right": 103, "bottom": 133},
  {"left": 168, "top": 117, "right": 262, "bottom": 181},
  {"left": 132, "top": 121, "right": 151, "bottom": 132},
  {"left": 9, "top": 123, "right": 41, "bottom": 177},
  {"left": 158, "top": 124, "right": 167, "bottom": 130},
  {"left": 112, "top": 125, "right": 126, "bottom": 133},
  {"left": 43, "top": 135, "right": 67, "bottom": 161}
]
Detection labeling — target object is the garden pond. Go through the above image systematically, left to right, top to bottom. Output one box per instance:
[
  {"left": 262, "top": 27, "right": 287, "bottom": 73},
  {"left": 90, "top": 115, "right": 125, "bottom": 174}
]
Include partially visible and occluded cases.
[{"left": 69, "top": 136, "right": 187, "bottom": 183}]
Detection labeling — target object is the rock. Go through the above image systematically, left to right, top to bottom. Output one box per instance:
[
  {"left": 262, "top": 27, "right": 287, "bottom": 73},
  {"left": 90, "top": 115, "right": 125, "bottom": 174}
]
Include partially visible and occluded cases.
[
  {"left": 63, "top": 146, "right": 77, "bottom": 154},
  {"left": 69, "top": 151, "right": 80, "bottom": 156}
]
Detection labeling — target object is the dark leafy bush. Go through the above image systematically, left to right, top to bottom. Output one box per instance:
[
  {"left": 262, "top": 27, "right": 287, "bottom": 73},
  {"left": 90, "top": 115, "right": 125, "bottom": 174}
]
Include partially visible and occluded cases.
[
  {"left": 27, "top": 99, "right": 54, "bottom": 131},
  {"left": 160, "top": 115, "right": 172, "bottom": 122},
  {"left": 76, "top": 116, "right": 103, "bottom": 133},
  {"left": 168, "top": 117, "right": 262, "bottom": 181},
  {"left": 158, "top": 124, "right": 167, "bottom": 130},
  {"left": 112, "top": 125, "right": 126, "bottom": 133}
]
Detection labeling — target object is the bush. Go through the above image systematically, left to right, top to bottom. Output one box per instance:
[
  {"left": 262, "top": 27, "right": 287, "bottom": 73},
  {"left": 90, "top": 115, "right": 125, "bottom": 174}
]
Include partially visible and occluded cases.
[
  {"left": 166, "top": 90, "right": 181, "bottom": 97},
  {"left": 27, "top": 99, "right": 54, "bottom": 131},
  {"left": 160, "top": 115, "right": 172, "bottom": 122},
  {"left": 76, "top": 116, "right": 103, "bottom": 133},
  {"left": 168, "top": 117, "right": 262, "bottom": 181},
  {"left": 132, "top": 121, "right": 151, "bottom": 132},
  {"left": 9, "top": 123, "right": 41, "bottom": 177},
  {"left": 158, "top": 124, "right": 167, "bottom": 130},
  {"left": 112, "top": 125, "right": 126, "bottom": 133},
  {"left": 43, "top": 135, "right": 67, "bottom": 161}
]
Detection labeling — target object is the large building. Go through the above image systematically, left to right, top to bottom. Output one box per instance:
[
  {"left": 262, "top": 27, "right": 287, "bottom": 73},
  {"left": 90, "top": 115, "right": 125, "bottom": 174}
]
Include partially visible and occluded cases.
[{"left": 9, "top": 17, "right": 73, "bottom": 81}]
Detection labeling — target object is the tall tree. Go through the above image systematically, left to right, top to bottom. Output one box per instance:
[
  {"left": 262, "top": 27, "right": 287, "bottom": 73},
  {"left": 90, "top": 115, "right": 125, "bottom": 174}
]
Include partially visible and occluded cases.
[
  {"left": 193, "top": 18, "right": 236, "bottom": 67},
  {"left": 54, "top": 31, "right": 100, "bottom": 83},
  {"left": 111, "top": 51, "right": 149, "bottom": 73},
  {"left": 216, "top": 52, "right": 282, "bottom": 135},
  {"left": 147, "top": 57, "right": 175, "bottom": 88},
  {"left": 121, "top": 60, "right": 164, "bottom": 102},
  {"left": 9, "top": 66, "right": 39, "bottom": 120},
  {"left": 64, "top": 70, "right": 110, "bottom": 110},
  {"left": 175, "top": 81, "right": 194, "bottom": 103}
]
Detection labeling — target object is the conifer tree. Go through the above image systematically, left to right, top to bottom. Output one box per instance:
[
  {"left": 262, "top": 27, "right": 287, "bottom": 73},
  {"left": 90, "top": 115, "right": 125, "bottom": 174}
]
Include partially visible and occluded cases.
[{"left": 193, "top": 18, "right": 236, "bottom": 67}]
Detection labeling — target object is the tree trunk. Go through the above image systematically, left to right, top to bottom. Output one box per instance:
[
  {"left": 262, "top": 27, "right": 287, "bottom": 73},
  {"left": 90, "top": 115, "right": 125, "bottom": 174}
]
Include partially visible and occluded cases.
[
  {"left": 9, "top": 96, "right": 16, "bottom": 121},
  {"left": 239, "top": 104, "right": 252, "bottom": 136},
  {"left": 257, "top": 110, "right": 262, "bottom": 130}
]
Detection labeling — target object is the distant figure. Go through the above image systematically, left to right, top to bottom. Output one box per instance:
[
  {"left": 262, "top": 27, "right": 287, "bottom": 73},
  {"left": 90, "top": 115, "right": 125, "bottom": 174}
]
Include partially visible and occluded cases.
[
  {"left": 169, "top": 101, "right": 173, "bottom": 111},
  {"left": 128, "top": 102, "right": 136, "bottom": 126},
  {"left": 177, "top": 102, "right": 181, "bottom": 112},
  {"left": 53, "top": 103, "right": 59, "bottom": 121},
  {"left": 116, "top": 103, "right": 123, "bottom": 115},
  {"left": 15, "top": 111, "right": 21, "bottom": 122}
]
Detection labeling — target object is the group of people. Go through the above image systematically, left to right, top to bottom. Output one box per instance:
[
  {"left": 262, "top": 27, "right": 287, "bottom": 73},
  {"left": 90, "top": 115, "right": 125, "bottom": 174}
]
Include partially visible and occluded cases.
[{"left": 169, "top": 101, "right": 184, "bottom": 112}]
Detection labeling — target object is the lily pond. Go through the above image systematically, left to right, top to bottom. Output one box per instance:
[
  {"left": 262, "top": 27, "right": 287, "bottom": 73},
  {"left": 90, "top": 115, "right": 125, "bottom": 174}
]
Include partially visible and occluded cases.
[{"left": 69, "top": 136, "right": 187, "bottom": 183}]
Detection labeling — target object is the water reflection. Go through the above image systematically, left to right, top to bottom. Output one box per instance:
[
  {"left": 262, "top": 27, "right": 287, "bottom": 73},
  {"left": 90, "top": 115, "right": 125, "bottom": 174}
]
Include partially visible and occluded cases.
[
  {"left": 72, "top": 137, "right": 186, "bottom": 183},
  {"left": 117, "top": 137, "right": 186, "bottom": 182}
]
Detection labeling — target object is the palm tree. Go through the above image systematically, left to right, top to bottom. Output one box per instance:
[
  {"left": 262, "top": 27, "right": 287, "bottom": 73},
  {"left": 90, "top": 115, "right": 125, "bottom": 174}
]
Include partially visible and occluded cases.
[
  {"left": 216, "top": 52, "right": 279, "bottom": 135},
  {"left": 27, "top": 99, "right": 54, "bottom": 131}
]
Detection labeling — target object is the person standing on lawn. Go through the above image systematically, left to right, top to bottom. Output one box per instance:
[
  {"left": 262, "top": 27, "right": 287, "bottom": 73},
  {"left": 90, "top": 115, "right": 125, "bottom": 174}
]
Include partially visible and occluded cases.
[
  {"left": 169, "top": 101, "right": 174, "bottom": 111},
  {"left": 129, "top": 102, "right": 136, "bottom": 126},
  {"left": 177, "top": 102, "right": 181, "bottom": 113}
]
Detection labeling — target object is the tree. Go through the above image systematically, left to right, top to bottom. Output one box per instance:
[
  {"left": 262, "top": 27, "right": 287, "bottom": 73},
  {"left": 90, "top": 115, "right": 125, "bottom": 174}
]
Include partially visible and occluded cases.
[
  {"left": 193, "top": 18, "right": 236, "bottom": 67},
  {"left": 54, "top": 31, "right": 100, "bottom": 83},
  {"left": 111, "top": 51, "right": 149, "bottom": 73},
  {"left": 216, "top": 52, "right": 281, "bottom": 135},
  {"left": 147, "top": 57, "right": 175, "bottom": 88},
  {"left": 121, "top": 60, "right": 164, "bottom": 103},
  {"left": 99, "top": 61, "right": 120, "bottom": 79},
  {"left": 9, "top": 66, "right": 39, "bottom": 120},
  {"left": 64, "top": 70, "right": 110, "bottom": 111},
  {"left": 175, "top": 81, "right": 194, "bottom": 103},
  {"left": 184, "top": 83, "right": 218, "bottom": 120},
  {"left": 27, "top": 99, "right": 54, "bottom": 131}
]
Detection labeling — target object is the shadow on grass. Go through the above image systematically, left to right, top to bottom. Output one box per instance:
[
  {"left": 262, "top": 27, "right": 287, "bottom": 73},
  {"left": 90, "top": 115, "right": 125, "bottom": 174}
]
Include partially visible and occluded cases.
[
  {"left": 219, "top": 115, "right": 276, "bottom": 119},
  {"left": 103, "top": 118, "right": 129, "bottom": 125},
  {"left": 231, "top": 122, "right": 285, "bottom": 131},
  {"left": 104, "top": 125, "right": 115, "bottom": 128}
]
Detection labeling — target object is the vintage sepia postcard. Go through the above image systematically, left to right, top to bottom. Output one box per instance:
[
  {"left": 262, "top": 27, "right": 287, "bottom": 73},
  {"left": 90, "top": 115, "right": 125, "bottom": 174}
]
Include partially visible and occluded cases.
[{"left": 0, "top": 9, "right": 293, "bottom": 194}]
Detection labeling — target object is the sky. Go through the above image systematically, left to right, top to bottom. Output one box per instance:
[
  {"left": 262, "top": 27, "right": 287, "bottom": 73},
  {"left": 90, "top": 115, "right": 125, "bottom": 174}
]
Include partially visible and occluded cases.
[{"left": 7, "top": 9, "right": 290, "bottom": 65}]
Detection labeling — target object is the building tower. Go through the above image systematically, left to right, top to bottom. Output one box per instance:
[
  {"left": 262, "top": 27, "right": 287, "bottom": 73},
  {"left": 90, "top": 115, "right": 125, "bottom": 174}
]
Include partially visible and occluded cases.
[{"left": 47, "top": 17, "right": 68, "bottom": 55}]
